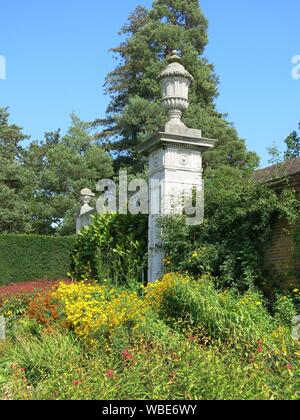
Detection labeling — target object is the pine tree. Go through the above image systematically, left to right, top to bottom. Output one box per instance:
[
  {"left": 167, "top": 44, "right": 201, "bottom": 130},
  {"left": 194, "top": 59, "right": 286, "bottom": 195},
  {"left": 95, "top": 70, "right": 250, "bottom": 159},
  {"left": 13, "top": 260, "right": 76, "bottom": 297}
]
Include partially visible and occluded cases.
[
  {"left": 96, "top": 0, "right": 259, "bottom": 172},
  {"left": 0, "top": 108, "right": 33, "bottom": 233}
]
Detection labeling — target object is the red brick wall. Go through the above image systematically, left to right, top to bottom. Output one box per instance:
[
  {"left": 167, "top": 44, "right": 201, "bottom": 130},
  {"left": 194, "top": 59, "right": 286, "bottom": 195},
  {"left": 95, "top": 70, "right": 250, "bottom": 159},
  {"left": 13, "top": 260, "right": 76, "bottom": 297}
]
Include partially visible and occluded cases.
[
  {"left": 263, "top": 176, "right": 300, "bottom": 290},
  {"left": 263, "top": 218, "right": 300, "bottom": 289}
]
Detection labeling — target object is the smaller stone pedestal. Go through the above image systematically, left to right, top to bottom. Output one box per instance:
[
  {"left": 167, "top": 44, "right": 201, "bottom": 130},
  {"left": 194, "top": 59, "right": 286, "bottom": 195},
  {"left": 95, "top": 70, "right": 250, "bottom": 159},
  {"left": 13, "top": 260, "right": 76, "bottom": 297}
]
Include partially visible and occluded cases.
[{"left": 76, "top": 188, "right": 95, "bottom": 233}]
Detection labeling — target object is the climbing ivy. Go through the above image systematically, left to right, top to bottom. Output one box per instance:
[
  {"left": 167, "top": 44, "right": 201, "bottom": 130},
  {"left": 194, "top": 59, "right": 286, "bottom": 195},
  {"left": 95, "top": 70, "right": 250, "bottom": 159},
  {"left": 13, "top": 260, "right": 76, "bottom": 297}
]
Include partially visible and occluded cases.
[{"left": 160, "top": 166, "right": 299, "bottom": 292}]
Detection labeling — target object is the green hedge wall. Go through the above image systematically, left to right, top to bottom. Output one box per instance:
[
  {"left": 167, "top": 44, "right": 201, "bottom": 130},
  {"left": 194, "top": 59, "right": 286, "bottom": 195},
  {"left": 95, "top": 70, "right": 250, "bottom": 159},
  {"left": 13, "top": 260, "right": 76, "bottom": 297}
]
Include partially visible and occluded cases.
[{"left": 0, "top": 235, "right": 75, "bottom": 285}]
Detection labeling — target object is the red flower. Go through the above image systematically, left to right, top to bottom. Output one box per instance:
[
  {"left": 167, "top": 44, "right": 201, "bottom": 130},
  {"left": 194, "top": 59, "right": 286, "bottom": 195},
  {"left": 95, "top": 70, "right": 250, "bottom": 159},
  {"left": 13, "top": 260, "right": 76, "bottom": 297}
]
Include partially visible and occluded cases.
[
  {"left": 0, "top": 279, "right": 71, "bottom": 299},
  {"left": 257, "top": 340, "right": 263, "bottom": 354},
  {"left": 122, "top": 349, "right": 133, "bottom": 361},
  {"left": 286, "top": 364, "right": 292, "bottom": 371},
  {"left": 20, "top": 368, "right": 26, "bottom": 373},
  {"left": 106, "top": 370, "right": 114, "bottom": 378},
  {"left": 73, "top": 380, "right": 82, "bottom": 386}
]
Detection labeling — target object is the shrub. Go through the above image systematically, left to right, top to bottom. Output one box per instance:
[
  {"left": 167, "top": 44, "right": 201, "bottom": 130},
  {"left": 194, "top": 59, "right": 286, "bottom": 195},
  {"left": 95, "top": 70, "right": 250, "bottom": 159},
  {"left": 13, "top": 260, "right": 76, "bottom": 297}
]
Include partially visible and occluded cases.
[
  {"left": 160, "top": 166, "right": 299, "bottom": 291},
  {"left": 71, "top": 214, "right": 147, "bottom": 286},
  {"left": 0, "top": 234, "right": 75, "bottom": 285},
  {"left": 145, "top": 273, "right": 295, "bottom": 356},
  {"left": 274, "top": 294, "right": 297, "bottom": 326},
  {"left": 0, "top": 296, "right": 31, "bottom": 331}
]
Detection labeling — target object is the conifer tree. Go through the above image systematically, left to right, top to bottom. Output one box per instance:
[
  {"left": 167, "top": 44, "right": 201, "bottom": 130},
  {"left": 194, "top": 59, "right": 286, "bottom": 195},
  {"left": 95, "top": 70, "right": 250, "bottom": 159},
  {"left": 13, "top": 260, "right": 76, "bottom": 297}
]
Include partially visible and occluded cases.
[
  {"left": 96, "top": 0, "right": 259, "bottom": 172},
  {"left": 0, "top": 107, "right": 33, "bottom": 233},
  {"left": 284, "top": 124, "right": 300, "bottom": 160}
]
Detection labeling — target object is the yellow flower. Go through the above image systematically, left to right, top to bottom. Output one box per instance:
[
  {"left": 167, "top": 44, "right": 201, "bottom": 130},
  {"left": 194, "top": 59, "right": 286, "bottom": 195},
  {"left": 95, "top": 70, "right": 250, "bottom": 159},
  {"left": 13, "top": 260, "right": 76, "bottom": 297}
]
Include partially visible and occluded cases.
[
  {"left": 144, "top": 273, "right": 189, "bottom": 310},
  {"left": 53, "top": 281, "right": 146, "bottom": 346}
]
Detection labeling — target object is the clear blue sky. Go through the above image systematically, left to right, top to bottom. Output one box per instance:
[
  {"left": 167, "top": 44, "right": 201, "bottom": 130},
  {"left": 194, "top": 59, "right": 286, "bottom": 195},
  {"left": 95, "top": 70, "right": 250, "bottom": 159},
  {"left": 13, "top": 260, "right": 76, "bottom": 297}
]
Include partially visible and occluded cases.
[{"left": 0, "top": 0, "right": 299, "bottom": 167}]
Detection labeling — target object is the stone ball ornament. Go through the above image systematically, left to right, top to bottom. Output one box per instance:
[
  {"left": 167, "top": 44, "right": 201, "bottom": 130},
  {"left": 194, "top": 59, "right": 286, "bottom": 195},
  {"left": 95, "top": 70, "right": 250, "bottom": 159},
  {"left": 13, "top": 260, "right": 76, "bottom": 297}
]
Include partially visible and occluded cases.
[{"left": 158, "top": 50, "right": 194, "bottom": 124}]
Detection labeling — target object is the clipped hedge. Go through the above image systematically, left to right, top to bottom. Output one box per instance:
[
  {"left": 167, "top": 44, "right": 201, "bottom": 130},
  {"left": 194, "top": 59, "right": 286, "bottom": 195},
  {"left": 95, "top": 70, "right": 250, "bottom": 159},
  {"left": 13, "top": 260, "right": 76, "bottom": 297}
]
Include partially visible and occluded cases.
[{"left": 0, "top": 235, "right": 75, "bottom": 285}]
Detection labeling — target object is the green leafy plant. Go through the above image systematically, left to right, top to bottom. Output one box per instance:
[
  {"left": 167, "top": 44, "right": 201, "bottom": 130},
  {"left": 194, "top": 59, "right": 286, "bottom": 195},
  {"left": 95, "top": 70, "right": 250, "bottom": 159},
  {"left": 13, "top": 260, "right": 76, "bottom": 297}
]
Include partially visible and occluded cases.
[
  {"left": 160, "top": 166, "right": 299, "bottom": 291},
  {"left": 71, "top": 214, "right": 148, "bottom": 286},
  {"left": 274, "top": 294, "right": 297, "bottom": 326},
  {"left": 0, "top": 296, "right": 33, "bottom": 332}
]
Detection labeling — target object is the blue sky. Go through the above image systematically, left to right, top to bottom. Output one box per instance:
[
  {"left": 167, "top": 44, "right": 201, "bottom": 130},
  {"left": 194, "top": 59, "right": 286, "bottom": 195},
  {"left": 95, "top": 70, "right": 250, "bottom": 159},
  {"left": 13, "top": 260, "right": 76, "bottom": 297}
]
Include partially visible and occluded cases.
[{"left": 0, "top": 0, "right": 299, "bottom": 167}]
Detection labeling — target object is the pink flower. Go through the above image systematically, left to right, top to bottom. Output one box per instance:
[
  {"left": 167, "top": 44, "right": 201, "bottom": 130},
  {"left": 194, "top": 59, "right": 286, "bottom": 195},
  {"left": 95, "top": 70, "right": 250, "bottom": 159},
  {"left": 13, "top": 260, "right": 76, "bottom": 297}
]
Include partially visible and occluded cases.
[
  {"left": 0, "top": 279, "right": 71, "bottom": 299},
  {"left": 257, "top": 340, "right": 263, "bottom": 354},
  {"left": 122, "top": 349, "right": 134, "bottom": 361},
  {"left": 106, "top": 370, "right": 114, "bottom": 378},
  {"left": 73, "top": 380, "right": 82, "bottom": 386}
]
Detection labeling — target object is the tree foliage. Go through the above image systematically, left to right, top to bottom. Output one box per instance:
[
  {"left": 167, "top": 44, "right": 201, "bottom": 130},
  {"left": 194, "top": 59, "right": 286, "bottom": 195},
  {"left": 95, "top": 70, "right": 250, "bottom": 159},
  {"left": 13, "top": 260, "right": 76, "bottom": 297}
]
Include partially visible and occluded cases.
[
  {"left": 96, "top": 0, "right": 259, "bottom": 172},
  {"left": 0, "top": 108, "right": 33, "bottom": 233},
  {"left": 0, "top": 109, "right": 113, "bottom": 235},
  {"left": 25, "top": 113, "right": 113, "bottom": 235},
  {"left": 267, "top": 122, "right": 300, "bottom": 164},
  {"left": 284, "top": 124, "right": 300, "bottom": 160}
]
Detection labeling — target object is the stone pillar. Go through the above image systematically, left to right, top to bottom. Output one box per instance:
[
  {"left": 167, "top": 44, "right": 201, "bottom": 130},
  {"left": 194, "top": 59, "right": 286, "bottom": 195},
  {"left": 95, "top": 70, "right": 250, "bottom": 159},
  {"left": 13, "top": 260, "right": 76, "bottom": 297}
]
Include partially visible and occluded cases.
[{"left": 139, "top": 51, "right": 218, "bottom": 283}]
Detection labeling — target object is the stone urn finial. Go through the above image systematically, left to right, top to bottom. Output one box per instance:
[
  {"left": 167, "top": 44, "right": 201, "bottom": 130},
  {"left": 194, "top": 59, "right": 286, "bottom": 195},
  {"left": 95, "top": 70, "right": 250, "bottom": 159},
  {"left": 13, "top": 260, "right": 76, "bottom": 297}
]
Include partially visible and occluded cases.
[
  {"left": 158, "top": 50, "right": 194, "bottom": 131},
  {"left": 79, "top": 188, "right": 95, "bottom": 215},
  {"left": 80, "top": 188, "right": 95, "bottom": 205}
]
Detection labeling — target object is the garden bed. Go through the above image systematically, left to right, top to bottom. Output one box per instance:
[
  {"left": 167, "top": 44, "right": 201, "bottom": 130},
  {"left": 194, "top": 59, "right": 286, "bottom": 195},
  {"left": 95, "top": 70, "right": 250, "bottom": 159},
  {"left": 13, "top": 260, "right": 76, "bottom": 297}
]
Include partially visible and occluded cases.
[{"left": 0, "top": 274, "right": 299, "bottom": 400}]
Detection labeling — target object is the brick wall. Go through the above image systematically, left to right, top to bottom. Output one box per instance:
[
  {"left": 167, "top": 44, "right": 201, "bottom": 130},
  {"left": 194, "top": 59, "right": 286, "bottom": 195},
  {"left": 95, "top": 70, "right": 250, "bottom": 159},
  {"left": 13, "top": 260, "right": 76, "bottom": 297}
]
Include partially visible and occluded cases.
[
  {"left": 263, "top": 175, "right": 300, "bottom": 290},
  {"left": 263, "top": 218, "right": 300, "bottom": 289}
]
